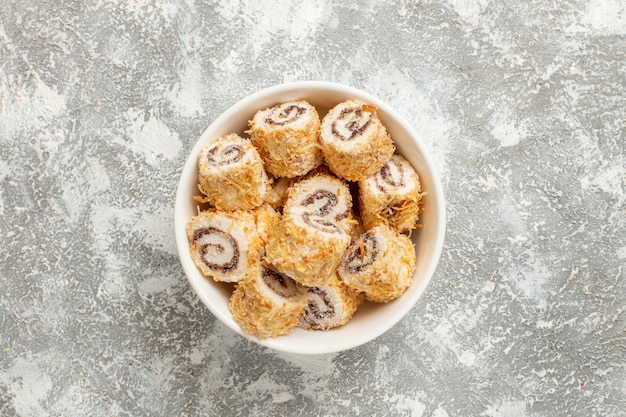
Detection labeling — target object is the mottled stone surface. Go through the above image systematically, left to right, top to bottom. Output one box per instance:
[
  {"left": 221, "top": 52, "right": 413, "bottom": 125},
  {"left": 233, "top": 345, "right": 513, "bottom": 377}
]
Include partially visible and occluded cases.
[{"left": 1, "top": 1, "right": 625, "bottom": 416}]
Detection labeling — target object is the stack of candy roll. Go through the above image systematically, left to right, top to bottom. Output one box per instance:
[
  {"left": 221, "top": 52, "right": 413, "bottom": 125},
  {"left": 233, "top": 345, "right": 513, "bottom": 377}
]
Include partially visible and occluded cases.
[
  {"left": 186, "top": 98, "right": 427, "bottom": 338},
  {"left": 320, "top": 99, "right": 395, "bottom": 182},
  {"left": 248, "top": 100, "right": 323, "bottom": 178},
  {"left": 197, "top": 133, "right": 268, "bottom": 211},
  {"left": 359, "top": 154, "right": 424, "bottom": 233},
  {"left": 265, "top": 173, "right": 356, "bottom": 287},
  {"left": 186, "top": 209, "right": 262, "bottom": 283},
  {"left": 338, "top": 224, "right": 416, "bottom": 303},
  {"left": 228, "top": 264, "right": 306, "bottom": 338},
  {"left": 298, "top": 274, "right": 365, "bottom": 331}
]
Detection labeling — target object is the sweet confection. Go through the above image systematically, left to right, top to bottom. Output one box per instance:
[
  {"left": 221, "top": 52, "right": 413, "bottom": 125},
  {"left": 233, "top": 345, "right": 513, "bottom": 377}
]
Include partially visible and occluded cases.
[
  {"left": 188, "top": 99, "right": 424, "bottom": 336},
  {"left": 320, "top": 99, "right": 394, "bottom": 182},
  {"left": 248, "top": 100, "right": 323, "bottom": 178},
  {"left": 197, "top": 133, "right": 268, "bottom": 211},
  {"left": 359, "top": 154, "right": 424, "bottom": 233},
  {"left": 264, "top": 173, "right": 355, "bottom": 287},
  {"left": 186, "top": 209, "right": 261, "bottom": 283},
  {"left": 337, "top": 224, "right": 416, "bottom": 303},
  {"left": 228, "top": 264, "right": 306, "bottom": 338},
  {"left": 298, "top": 274, "right": 365, "bottom": 331}
]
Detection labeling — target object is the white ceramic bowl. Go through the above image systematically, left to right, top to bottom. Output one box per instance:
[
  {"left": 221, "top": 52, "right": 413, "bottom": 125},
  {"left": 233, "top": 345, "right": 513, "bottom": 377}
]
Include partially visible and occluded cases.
[{"left": 174, "top": 81, "right": 446, "bottom": 354}]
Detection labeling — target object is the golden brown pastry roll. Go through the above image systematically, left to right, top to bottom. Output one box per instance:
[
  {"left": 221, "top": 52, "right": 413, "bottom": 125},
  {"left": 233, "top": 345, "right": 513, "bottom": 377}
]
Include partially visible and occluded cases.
[
  {"left": 320, "top": 99, "right": 395, "bottom": 181},
  {"left": 248, "top": 100, "right": 323, "bottom": 178},
  {"left": 197, "top": 133, "right": 268, "bottom": 211},
  {"left": 359, "top": 154, "right": 424, "bottom": 233},
  {"left": 265, "top": 173, "right": 355, "bottom": 287},
  {"left": 186, "top": 209, "right": 261, "bottom": 283},
  {"left": 337, "top": 224, "right": 416, "bottom": 303},
  {"left": 228, "top": 264, "right": 306, "bottom": 338}
]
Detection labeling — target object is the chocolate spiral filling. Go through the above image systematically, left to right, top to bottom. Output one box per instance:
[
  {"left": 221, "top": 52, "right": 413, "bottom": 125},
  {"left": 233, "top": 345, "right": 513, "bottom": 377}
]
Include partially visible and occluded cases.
[
  {"left": 266, "top": 104, "right": 307, "bottom": 126},
  {"left": 331, "top": 107, "right": 372, "bottom": 141},
  {"left": 206, "top": 144, "right": 244, "bottom": 166},
  {"left": 375, "top": 158, "right": 405, "bottom": 192},
  {"left": 300, "top": 189, "right": 343, "bottom": 233},
  {"left": 301, "top": 190, "right": 337, "bottom": 216},
  {"left": 334, "top": 209, "right": 350, "bottom": 222},
  {"left": 302, "top": 213, "right": 339, "bottom": 234},
  {"left": 193, "top": 227, "right": 240, "bottom": 273},
  {"left": 344, "top": 232, "right": 378, "bottom": 274},
  {"left": 262, "top": 268, "right": 298, "bottom": 298},
  {"left": 303, "top": 287, "right": 336, "bottom": 323}
]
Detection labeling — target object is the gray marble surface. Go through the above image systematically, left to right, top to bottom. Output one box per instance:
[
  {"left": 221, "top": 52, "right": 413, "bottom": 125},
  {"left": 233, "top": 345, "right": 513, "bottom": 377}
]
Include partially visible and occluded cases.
[{"left": 1, "top": 1, "right": 625, "bottom": 416}]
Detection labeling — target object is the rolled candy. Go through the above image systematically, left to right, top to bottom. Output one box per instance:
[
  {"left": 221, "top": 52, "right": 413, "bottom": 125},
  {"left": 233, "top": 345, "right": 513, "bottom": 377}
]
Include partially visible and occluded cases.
[
  {"left": 320, "top": 99, "right": 395, "bottom": 182},
  {"left": 248, "top": 100, "right": 323, "bottom": 178},
  {"left": 197, "top": 133, "right": 268, "bottom": 211},
  {"left": 359, "top": 154, "right": 424, "bottom": 233},
  {"left": 263, "top": 165, "right": 336, "bottom": 212},
  {"left": 265, "top": 173, "right": 355, "bottom": 287},
  {"left": 186, "top": 209, "right": 261, "bottom": 283},
  {"left": 337, "top": 224, "right": 416, "bottom": 303},
  {"left": 228, "top": 264, "right": 306, "bottom": 338},
  {"left": 298, "top": 274, "right": 365, "bottom": 331}
]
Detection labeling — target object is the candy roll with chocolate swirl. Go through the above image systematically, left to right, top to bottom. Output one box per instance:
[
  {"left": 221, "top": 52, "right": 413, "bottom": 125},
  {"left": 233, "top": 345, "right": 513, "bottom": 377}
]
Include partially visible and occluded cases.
[
  {"left": 320, "top": 99, "right": 395, "bottom": 182},
  {"left": 248, "top": 100, "right": 323, "bottom": 178},
  {"left": 197, "top": 133, "right": 268, "bottom": 211},
  {"left": 359, "top": 154, "right": 424, "bottom": 233},
  {"left": 265, "top": 173, "right": 356, "bottom": 287},
  {"left": 186, "top": 210, "right": 261, "bottom": 283},
  {"left": 337, "top": 224, "right": 416, "bottom": 303},
  {"left": 228, "top": 264, "right": 306, "bottom": 338},
  {"left": 298, "top": 274, "right": 365, "bottom": 331}
]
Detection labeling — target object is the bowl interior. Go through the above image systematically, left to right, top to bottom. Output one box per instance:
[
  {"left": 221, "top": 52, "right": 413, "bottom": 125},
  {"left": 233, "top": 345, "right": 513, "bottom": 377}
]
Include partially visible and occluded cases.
[{"left": 175, "top": 81, "right": 445, "bottom": 354}]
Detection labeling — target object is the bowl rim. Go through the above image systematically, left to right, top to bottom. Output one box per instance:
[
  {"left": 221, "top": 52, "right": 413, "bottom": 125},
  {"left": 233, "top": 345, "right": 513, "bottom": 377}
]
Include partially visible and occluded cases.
[{"left": 174, "top": 80, "right": 446, "bottom": 354}]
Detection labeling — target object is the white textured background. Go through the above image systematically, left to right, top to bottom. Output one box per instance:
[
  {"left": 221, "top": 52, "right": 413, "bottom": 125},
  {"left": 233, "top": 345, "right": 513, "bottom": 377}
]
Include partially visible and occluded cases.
[{"left": 1, "top": 1, "right": 625, "bottom": 416}]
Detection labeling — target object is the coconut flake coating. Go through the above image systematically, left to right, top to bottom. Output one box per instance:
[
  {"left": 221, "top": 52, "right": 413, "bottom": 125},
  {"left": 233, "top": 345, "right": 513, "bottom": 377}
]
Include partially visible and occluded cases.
[
  {"left": 320, "top": 99, "right": 395, "bottom": 181},
  {"left": 248, "top": 100, "right": 323, "bottom": 178},
  {"left": 197, "top": 133, "right": 268, "bottom": 211},
  {"left": 359, "top": 154, "right": 424, "bottom": 233},
  {"left": 265, "top": 173, "right": 355, "bottom": 287},
  {"left": 263, "top": 176, "right": 296, "bottom": 212},
  {"left": 251, "top": 203, "right": 281, "bottom": 253},
  {"left": 186, "top": 209, "right": 261, "bottom": 283},
  {"left": 337, "top": 224, "right": 416, "bottom": 303},
  {"left": 228, "top": 264, "right": 306, "bottom": 338},
  {"left": 298, "top": 274, "right": 365, "bottom": 331}
]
